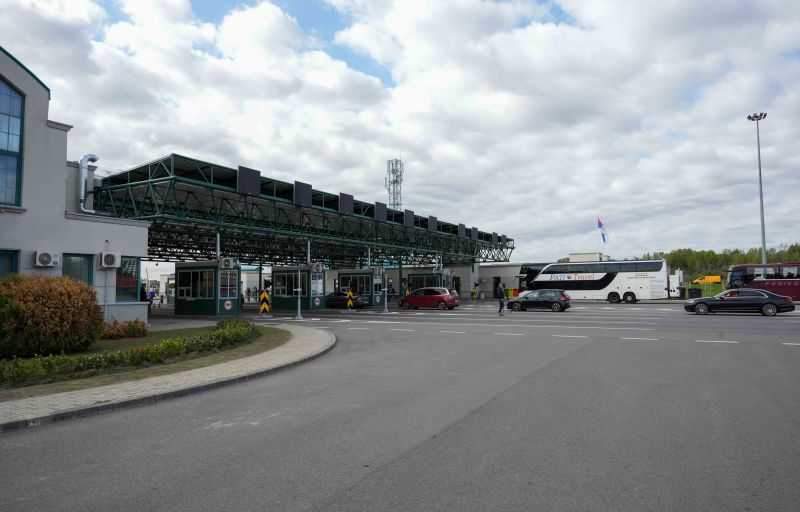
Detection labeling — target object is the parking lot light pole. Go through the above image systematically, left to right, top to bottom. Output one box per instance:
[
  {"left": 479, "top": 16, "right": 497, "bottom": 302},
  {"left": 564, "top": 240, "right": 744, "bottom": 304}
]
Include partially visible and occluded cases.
[{"left": 747, "top": 112, "right": 768, "bottom": 265}]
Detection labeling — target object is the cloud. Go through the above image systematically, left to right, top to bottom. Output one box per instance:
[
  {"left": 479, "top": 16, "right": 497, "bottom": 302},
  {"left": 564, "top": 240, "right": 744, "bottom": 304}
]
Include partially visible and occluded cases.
[{"left": 1, "top": 0, "right": 798, "bottom": 262}]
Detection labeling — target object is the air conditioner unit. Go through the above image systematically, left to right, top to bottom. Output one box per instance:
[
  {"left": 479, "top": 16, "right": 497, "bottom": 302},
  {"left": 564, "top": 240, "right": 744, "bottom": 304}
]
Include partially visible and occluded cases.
[
  {"left": 34, "top": 251, "right": 60, "bottom": 267},
  {"left": 100, "top": 252, "right": 121, "bottom": 268},
  {"left": 219, "top": 257, "right": 239, "bottom": 269},
  {"left": 311, "top": 261, "right": 324, "bottom": 273}
]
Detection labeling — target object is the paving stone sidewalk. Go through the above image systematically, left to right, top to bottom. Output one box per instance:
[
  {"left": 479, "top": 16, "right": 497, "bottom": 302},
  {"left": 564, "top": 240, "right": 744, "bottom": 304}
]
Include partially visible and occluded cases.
[{"left": 0, "top": 323, "right": 335, "bottom": 433}]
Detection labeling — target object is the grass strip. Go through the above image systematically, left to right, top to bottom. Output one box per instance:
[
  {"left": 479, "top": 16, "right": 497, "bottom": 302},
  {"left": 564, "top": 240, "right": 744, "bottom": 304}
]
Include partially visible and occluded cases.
[{"left": 0, "top": 326, "right": 290, "bottom": 402}]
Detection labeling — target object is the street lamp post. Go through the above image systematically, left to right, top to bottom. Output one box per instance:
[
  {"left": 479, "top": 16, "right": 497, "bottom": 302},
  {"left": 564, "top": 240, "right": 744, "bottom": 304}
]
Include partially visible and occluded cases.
[{"left": 747, "top": 112, "right": 768, "bottom": 265}]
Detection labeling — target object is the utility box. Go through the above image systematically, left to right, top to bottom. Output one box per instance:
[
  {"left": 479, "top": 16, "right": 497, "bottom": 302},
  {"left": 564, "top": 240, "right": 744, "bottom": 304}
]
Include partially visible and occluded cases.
[{"left": 174, "top": 261, "right": 241, "bottom": 316}]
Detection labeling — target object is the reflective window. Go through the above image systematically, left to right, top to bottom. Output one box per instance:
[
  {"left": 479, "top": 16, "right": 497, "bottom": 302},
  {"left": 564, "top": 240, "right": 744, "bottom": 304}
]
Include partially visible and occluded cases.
[
  {"left": 0, "top": 79, "right": 22, "bottom": 205},
  {"left": 0, "top": 250, "right": 18, "bottom": 278},
  {"left": 63, "top": 254, "right": 93, "bottom": 285},
  {"left": 115, "top": 256, "right": 140, "bottom": 302},
  {"left": 782, "top": 266, "right": 798, "bottom": 279},
  {"left": 753, "top": 267, "right": 778, "bottom": 280},
  {"left": 177, "top": 270, "right": 214, "bottom": 298},
  {"left": 741, "top": 290, "right": 767, "bottom": 297}
]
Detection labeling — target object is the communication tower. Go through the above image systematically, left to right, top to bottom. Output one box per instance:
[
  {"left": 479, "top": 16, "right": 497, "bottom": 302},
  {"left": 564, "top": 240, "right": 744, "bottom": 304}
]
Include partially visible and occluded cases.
[{"left": 385, "top": 158, "right": 403, "bottom": 210}]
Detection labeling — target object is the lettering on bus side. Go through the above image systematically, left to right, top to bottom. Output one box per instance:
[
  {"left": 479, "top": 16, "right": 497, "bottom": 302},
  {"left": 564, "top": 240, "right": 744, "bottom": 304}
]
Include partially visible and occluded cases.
[{"left": 544, "top": 273, "right": 602, "bottom": 281}]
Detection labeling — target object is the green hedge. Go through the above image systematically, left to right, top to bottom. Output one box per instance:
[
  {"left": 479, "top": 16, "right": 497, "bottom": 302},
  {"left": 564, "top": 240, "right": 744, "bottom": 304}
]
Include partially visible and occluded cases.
[{"left": 0, "top": 319, "right": 255, "bottom": 386}]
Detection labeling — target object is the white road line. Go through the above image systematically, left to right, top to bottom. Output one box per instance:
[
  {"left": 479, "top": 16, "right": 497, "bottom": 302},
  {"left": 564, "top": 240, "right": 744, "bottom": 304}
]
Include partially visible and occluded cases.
[
  {"left": 348, "top": 327, "right": 370, "bottom": 330},
  {"left": 390, "top": 328, "right": 416, "bottom": 332},
  {"left": 440, "top": 331, "right": 466, "bottom": 334},
  {"left": 493, "top": 332, "right": 525, "bottom": 336},
  {"left": 552, "top": 335, "right": 588, "bottom": 338},
  {"left": 620, "top": 337, "right": 660, "bottom": 341},
  {"left": 695, "top": 340, "right": 740, "bottom": 344},
  {"left": 782, "top": 342, "right": 800, "bottom": 346}
]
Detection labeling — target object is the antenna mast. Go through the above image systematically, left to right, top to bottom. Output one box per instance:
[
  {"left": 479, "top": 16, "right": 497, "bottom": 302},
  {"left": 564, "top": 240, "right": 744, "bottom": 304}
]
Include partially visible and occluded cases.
[{"left": 385, "top": 158, "right": 404, "bottom": 210}]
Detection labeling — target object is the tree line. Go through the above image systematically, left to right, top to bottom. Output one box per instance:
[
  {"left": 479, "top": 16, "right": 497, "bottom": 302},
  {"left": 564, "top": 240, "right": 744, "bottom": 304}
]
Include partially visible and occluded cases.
[{"left": 637, "top": 243, "right": 800, "bottom": 280}]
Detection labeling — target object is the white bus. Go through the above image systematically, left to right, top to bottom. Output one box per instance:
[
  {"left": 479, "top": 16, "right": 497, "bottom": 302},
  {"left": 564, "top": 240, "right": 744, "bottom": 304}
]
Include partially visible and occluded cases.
[{"left": 520, "top": 260, "right": 669, "bottom": 303}]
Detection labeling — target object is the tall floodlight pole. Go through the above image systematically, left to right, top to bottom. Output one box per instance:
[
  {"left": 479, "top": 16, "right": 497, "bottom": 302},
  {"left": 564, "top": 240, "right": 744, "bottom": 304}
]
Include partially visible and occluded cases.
[
  {"left": 747, "top": 112, "right": 768, "bottom": 264},
  {"left": 385, "top": 158, "right": 404, "bottom": 210}
]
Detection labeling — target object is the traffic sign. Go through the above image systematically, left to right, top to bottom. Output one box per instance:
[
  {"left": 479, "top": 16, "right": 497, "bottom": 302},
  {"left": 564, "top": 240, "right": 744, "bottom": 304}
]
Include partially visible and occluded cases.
[{"left": 260, "top": 289, "right": 271, "bottom": 316}]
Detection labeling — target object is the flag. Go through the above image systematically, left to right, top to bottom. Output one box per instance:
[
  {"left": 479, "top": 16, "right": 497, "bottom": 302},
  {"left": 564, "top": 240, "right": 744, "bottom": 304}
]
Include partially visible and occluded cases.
[{"left": 597, "top": 216, "right": 608, "bottom": 243}]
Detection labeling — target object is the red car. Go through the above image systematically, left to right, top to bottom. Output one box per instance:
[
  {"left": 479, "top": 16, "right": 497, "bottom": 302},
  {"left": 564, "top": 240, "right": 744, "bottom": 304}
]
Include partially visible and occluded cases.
[{"left": 400, "top": 287, "right": 459, "bottom": 310}]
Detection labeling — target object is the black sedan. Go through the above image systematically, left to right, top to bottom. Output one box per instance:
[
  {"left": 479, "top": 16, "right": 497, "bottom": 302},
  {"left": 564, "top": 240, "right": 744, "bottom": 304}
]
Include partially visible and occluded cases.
[
  {"left": 684, "top": 288, "right": 795, "bottom": 316},
  {"left": 507, "top": 289, "right": 571, "bottom": 312},
  {"left": 326, "top": 291, "right": 370, "bottom": 309}
]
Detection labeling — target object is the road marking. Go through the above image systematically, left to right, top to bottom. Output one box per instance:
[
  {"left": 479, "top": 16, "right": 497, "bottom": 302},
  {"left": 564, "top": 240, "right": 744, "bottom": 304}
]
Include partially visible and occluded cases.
[
  {"left": 348, "top": 327, "right": 370, "bottom": 330},
  {"left": 390, "top": 328, "right": 415, "bottom": 332},
  {"left": 440, "top": 331, "right": 466, "bottom": 334},
  {"left": 493, "top": 332, "right": 525, "bottom": 336},
  {"left": 552, "top": 335, "right": 588, "bottom": 338},
  {"left": 620, "top": 337, "right": 660, "bottom": 341},
  {"left": 695, "top": 340, "right": 740, "bottom": 344},
  {"left": 782, "top": 342, "right": 800, "bottom": 346}
]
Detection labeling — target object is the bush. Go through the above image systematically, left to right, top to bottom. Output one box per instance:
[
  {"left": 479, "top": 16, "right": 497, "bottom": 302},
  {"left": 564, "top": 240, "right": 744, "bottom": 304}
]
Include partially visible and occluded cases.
[
  {"left": 0, "top": 274, "right": 104, "bottom": 358},
  {"left": 0, "top": 319, "right": 257, "bottom": 386},
  {"left": 102, "top": 320, "right": 148, "bottom": 340}
]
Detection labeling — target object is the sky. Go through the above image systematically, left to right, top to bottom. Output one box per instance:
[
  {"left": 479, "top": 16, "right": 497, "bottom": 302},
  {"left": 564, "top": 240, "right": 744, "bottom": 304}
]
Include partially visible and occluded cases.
[{"left": 2, "top": 0, "right": 799, "bottom": 268}]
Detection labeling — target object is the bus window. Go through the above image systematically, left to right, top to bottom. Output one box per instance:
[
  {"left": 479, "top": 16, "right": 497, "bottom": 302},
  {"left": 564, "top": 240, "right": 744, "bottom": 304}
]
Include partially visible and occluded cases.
[
  {"left": 783, "top": 266, "right": 798, "bottom": 279},
  {"left": 754, "top": 267, "right": 778, "bottom": 280}
]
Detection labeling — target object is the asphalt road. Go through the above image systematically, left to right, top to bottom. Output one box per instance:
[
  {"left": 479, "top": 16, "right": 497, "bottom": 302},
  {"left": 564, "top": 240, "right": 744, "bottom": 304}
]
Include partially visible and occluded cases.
[{"left": 1, "top": 303, "right": 799, "bottom": 511}]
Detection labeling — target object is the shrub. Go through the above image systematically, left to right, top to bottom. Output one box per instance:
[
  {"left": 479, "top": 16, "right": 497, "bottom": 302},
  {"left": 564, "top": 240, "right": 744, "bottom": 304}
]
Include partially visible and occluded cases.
[
  {"left": 0, "top": 274, "right": 104, "bottom": 358},
  {"left": 102, "top": 320, "right": 148, "bottom": 340}
]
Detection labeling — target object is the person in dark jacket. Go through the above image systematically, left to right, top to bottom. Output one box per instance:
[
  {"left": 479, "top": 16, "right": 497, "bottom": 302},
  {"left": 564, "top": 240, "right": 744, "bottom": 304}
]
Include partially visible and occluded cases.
[{"left": 497, "top": 282, "right": 506, "bottom": 316}]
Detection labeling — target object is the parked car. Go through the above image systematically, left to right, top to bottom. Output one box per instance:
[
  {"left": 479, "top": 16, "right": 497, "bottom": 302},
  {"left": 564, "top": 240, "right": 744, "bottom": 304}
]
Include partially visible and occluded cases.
[
  {"left": 692, "top": 275, "right": 722, "bottom": 285},
  {"left": 399, "top": 287, "right": 459, "bottom": 310},
  {"left": 684, "top": 288, "right": 795, "bottom": 316},
  {"left": 507, "top": 289, "right": 571, "bottom": 312},
  {"left": 326, "top": 290, "right": 369, "bottom": 309}
]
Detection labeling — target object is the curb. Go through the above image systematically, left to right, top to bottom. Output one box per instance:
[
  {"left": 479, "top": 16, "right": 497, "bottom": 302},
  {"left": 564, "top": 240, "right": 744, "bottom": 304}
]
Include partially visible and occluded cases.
[{"left": 0, "top": 328, "right": 336, "bottom": 434}]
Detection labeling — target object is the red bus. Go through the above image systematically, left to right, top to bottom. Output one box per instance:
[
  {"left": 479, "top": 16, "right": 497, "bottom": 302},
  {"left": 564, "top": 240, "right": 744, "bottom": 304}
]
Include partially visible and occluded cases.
[{"left": 725, "top": 263, "right": 800, "bottom": 300}]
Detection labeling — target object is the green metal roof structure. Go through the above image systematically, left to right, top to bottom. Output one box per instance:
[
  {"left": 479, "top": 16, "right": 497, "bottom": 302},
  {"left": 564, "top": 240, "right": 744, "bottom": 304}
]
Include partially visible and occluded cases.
[{"left": 95, "top": 154, "right": 514, "bottom": 267}]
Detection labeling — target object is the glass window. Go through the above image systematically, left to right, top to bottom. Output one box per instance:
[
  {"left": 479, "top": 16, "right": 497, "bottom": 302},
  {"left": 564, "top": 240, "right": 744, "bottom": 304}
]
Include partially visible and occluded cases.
[
  {"left": 0, "top": 79, "right": 23, "bottom": 206},
  {"left": 0, "top": 250, "right": 18, "bottom": 278},
  {"left": 62, "top": 254, "right": 93, "bottom": 285},
  {"left": 115, "top": 257, "right": 140, "bottom": 302},
  {"left": 635, "top": 261, "right": 663, "bottom": 272},
  {"left": 782, "top": 266, "right": 798, "bottom": 279},
  {"left": 753, "top": 267, "right": 777, "bottom": 280},
  {"left": 177, "top": 270, "right": 214, "bottom": 298},
  {"left": 219, "top": 270, "right": 238, "bottom": 299},
  {"left": 273, "top": 272, "right": 307, "bottom": 297},
  {"left": 741, "top": 290, "right": 766, "bottom": 297}
]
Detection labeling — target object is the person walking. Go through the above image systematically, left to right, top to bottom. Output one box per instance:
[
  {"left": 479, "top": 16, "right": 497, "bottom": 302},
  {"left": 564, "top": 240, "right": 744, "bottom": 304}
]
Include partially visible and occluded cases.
[
  {"left": 497, "top": 282, "right": 506, "bottom": 316},
  {"left": 140, "top": 284, "right": 150, "bottom": 322}
]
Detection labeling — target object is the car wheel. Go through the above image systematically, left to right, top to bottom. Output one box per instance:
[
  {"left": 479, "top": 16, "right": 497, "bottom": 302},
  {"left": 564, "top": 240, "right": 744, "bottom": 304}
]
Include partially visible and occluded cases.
[
  {"left": 608, "top": 292, "right": 621, "bottom": 303},
  {"left": 623, "top": 293, "right": 637, "bottom": 304},
  {"left": 400, "top": 301, "right": 411, "bottom": 310},
  {"left": 437, "top": 301, "right": 447, "bottom": 310},
  {"left": 511, "top": 302, "right": 522, "bottom": 311},
  {"left": 551, "top": 302, "right": 563, "bottom": 312},
  {"left": 694, "top": 303, "right": 709, "bottom": 315},
  {"left": 761, "top": 303, "right": 778, "bottom": 316}
]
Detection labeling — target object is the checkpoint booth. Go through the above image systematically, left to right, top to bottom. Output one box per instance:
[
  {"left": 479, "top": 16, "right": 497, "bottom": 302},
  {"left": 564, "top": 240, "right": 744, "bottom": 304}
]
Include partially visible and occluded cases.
[
  {"left": 174, "top": 259, "right": 241, "bottom": 316},
  {"left": 271, "top": 263, "right": 326, "bottom": 311},
  {"left": 336, "top": 267, "right": 385, "bottom": 307},
  {"left": 407, "top": 269, "right": 454, "bottom": 293}
]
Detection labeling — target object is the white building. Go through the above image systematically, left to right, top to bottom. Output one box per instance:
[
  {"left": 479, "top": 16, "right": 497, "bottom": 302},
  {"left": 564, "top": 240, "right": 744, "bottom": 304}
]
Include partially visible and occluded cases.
[{"left": 0, "top": 46, "right": 149, "bottom": 322}]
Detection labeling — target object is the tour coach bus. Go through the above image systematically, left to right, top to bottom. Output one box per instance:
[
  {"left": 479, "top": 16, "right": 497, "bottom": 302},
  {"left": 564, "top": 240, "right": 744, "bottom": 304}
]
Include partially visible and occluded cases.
[
  {"left": 520, "top": 260, "right": 669, "bottom": 303},
  {"left": 725, "top": 263, "right": 800, "bottom": 301}
]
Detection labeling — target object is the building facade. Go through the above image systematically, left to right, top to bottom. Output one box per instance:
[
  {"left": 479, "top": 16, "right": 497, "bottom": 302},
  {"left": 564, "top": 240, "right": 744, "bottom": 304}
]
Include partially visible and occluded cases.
[{"left": 0, "top": 46, "right": 149, "bottom": 322}]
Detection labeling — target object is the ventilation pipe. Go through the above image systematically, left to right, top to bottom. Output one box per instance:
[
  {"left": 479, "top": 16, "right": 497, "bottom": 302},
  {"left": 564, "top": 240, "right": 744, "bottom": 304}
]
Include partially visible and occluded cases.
[{"left": 79, "top": 154, "right": 99, "bottom": 214}]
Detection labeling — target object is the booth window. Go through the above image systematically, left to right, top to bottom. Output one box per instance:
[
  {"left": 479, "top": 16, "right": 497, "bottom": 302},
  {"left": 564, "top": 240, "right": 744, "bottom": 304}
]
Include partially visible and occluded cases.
[
  {"left": 0, "top": 78, "right": 23, "bottom": 206},
  {"left": 0, "top": 250, "right": 18, "bottom": 278},
  {"left": 62, "top": 254, "right": 93, "bottom": 285},
  {"left": 115, "top": 256, "right": 140, "bottom": 302},
  {"left": 177, "top": 270, "right": 214, "bottom": 298},
  {"left": 219, "top": 270, "right": 238, "bottom": 299},
  {"left": 274, "top": 273, "right": 307, "bottom": 296},
  {"left": 340, "top": 274, "right": 370, "bottom": 294}
]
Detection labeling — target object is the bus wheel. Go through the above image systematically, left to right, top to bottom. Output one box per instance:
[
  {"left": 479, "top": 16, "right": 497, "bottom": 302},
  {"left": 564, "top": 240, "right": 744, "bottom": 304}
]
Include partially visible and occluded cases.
[
  {"left": 608, "top": 292, "right": 621, "bottom": 303},
  {"left": 623, "top": 293, "right": 637, "bottom": 304},
  {"left": 761, "top": 303, "right": 778, "bottom": 316}
]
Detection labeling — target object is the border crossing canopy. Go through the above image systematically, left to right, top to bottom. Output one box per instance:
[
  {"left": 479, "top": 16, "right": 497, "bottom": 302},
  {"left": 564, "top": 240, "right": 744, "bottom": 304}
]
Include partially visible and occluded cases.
[{"left": 94, "top": 154, "right": 514, "bottom": 268}]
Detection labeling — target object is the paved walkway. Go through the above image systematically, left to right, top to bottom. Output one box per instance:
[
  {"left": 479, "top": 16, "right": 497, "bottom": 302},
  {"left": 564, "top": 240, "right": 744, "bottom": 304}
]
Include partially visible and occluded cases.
[{"left": 0, "top": 323, "right": 335, "bottom": 433}]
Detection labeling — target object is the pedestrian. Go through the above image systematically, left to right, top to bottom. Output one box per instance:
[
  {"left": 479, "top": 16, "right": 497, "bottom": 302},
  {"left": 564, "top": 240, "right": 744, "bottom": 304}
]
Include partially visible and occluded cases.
[
  {"left": 497, "top": 282, "right": 506, "bottom": 316},
  {"left": 140, "top": 284, "right": 150, "bottom": 321},
  {"left": 159, "top": 294, "right": 164, "bottom": 308}
]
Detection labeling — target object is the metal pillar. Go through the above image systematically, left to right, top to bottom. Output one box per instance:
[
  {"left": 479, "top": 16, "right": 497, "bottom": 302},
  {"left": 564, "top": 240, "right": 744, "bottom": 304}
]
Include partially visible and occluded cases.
[{"left": 295, "top": 268, "right": 303, "bottom": 320}]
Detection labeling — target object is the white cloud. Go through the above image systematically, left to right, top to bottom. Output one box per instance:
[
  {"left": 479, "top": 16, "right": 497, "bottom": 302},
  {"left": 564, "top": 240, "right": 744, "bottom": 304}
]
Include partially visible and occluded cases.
[{"left": 1, "top": 0, "right": 798, "bottom": 262}]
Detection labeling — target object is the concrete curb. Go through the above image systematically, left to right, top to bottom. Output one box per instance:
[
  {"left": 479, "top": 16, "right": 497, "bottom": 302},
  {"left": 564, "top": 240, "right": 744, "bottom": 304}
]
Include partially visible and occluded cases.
[{"left": 0, "top": 324, "right": 336, "bottom": 434}]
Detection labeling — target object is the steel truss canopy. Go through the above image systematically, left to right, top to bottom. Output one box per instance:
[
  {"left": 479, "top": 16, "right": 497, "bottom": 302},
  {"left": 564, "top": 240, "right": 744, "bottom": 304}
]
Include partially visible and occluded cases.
[{"left": 94, "top": 154, "right": 514, "bottom": 267}]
